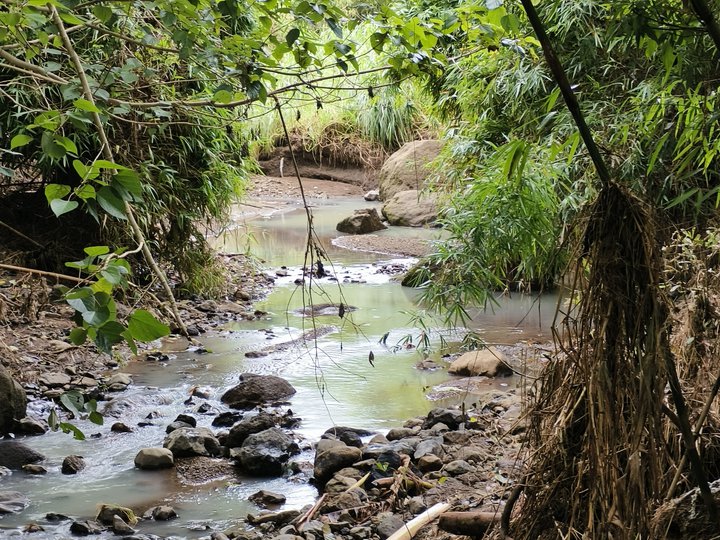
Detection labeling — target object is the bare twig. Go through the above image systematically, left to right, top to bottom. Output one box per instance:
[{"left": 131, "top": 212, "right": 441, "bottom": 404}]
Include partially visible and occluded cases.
[
  {"left": 0, "top": 220, "right": 44, "bottom": 249},
  {"left": 0, "top": 263, "right": 87, "bottom": 284}
]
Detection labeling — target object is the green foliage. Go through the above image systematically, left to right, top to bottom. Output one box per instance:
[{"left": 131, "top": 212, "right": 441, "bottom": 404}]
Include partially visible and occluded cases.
[{"left": 48, "top": 390, "right": 104, "bottom": 441}]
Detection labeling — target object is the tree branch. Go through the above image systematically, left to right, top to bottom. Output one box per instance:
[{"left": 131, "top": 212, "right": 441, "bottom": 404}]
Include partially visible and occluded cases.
[
  {"left": 689, "top": 0, "right": 720, "bottom": 53},
  {"left": 0, "top": 49, "right": 68, "bottom": 84}
]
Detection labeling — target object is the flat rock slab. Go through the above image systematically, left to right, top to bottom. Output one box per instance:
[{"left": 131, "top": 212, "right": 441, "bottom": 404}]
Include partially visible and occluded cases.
[
  {"left": 221, "top": 374, "right": 296, "bottom": 410},
  {"left": 0, "top": 491, "right": 29, "bottom": 514}
]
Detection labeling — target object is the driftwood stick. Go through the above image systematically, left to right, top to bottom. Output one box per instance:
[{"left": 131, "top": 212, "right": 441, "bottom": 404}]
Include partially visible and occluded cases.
[
  {"left": 0, "top": 220, "right": 44, "bottom": 249},
  {"left": 0, "top": 263, "right": 86, "bottom": 284},
  {"left": 294, "top": 493, "right": 327, "bottom": 531},
  {"left": 387, "top": 502, "right": 451, "bottom": 540},
  {"left": 438, "top": 510, "right": 499, "bottom": 536}
]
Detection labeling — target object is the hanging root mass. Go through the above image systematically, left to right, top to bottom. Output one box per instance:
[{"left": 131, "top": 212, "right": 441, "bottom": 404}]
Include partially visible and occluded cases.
[{"left": 512, "top": 184, "right": 720, "bottom": 539}]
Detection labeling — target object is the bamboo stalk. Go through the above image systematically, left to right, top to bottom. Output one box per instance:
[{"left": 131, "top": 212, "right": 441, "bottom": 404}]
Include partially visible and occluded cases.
[
  {"left": 0, "top": 263, "right": 86, "bottom": 284},
  {"left": 386, "top": 502, "right": 451, "bottom": 540}
]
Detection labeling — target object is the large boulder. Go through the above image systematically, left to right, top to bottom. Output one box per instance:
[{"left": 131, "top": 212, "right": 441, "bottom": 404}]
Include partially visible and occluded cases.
[
  {"left": 378, "top": 140, "right": 443, "bottom": 200},
  {"left": 381, "top": 190, "right": 438, "bottom": 227},
  {"left": 336, "top": 208, "right": 387, "bottom": 235},
  {"left": 448, "top": 348, "right": 513, "bottom": 377},
  {"left": 0, "top": 365, "right": 26, "bottom": 434},
  {"left": 221, "top": 374, "right": 296, "bottom": 410},
  {"left": 226, "top": 412, "right": 276, "bottom": 448},
  {"left": 163, "top": 427, "right": 221, "bottom": 458},
  {"left": 232, "top": 428, "right": 298, "bottom": 476},
  {"left": 0, "top": 441, "right": 44, "bottom": 469},
  {"left": 313, "top": 444, "right": 362, "bottom": 486},
  {"left": 134, "top": 448, "right": 174, "bottom": 470},
  {"left": 0, "top": 491, "right": 29, "bottom": 514}
]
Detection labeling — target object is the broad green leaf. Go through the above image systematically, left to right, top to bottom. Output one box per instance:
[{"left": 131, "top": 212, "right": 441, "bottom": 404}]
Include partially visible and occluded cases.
[
  {"left": 93, "top": 5, "right": 113, "bottom": 23},
  {"left": 60, "top": 12, "right": 85, "bottom": 25},
  {"left": 327, "top": 19, "right": 343, "bottom": 39},
  {"left": 285, "top": 28, "right": 300, "bottom": 47},
  {"left": 213, "top": 89, "right": 233, "bottom": 104},
  {"left": 74, "top": 99, "right": 100, "bottom": 113},
  {"left": 41, "top": 131, "right": 66, "bottom": 159},
  {"left": 10, "top": 134, "right": 33, "bottom": 149},
  {"left": 55, "top": 136, "right": 78, "bottom": 155},
  {"left": 45, "top": 184, "right": 71, "bottom": 204},
  {"left": 75, "top": 184, "right": 96, "bottom": 200},
  {"left": 96, "top": 187, "right": 127, "bottom": 219},
  {"left": 50, "top": 199, "right": 79, "bottom": 217},
  {"left": 84, "top": 245, "right": 110, "bottom": 257},
  {"left": 101, "top": 262, "right": 129, "bottom": 285},
  {"left": 67, "top": 291, "right": 113, "bottom": 326},
  {"left": 127, "top": 309, "right": 170, "bottom": 342},
  {"left": 95, "top": 321, "right": 125, "bottom": 353},
  {"left": 69, "top": 327, "right": 88, "bottom": 345},
  {"left": 122, "top": 330, "right": 138, "bottom": 355},
  {"left": 60, "top": 391, "right": 84, "bottom": 417},
  {"left": 89, "top": 411, "right": 103, "bottom": 425},
  {"left": 59, "top": 422, "right": 86, "bottom": 441}
]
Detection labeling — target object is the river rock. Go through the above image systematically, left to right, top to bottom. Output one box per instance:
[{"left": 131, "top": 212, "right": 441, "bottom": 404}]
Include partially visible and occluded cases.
[
  {"left": 378, "top": 140, "right": 443, "bottom": 200},
  {"left": 381, "top": 189, "right": 438, "bottom": 227},
  {"left": 363, "top": 190, "right": 379, "bottom": 201},
  {"left": 336, "top": 208, "right": 387, "bottom": 235},
  {"left": 448, "top": 348, "right": 513, "bottom": 377},
  {"left": 0, "top": 365, "right": 26, "bottom": 434},
  {"left": 38, "top": 372, "right": 71, "bottom": 388},
  {"left": 106, "top": 373, "right": 132, "bottom": 392},
  {"left": 221, "top": 374, "right": 296, "bottom": 410},
  {"left": 423, "top": 408, "right": 464, "bottom": 430},
  {"left": 212, "top": 411, "right": 243, "bottom": 427},
  {"left": 226, "top": 412, "right": 277, "bottom": 448},
  {"left": 175, "top": 413, "right": 197, "bottom": 427},
  {"left": 17, "top": 416, "right": 47, "bottom": 435},
  {"left": 166, "top": 420, "right": 194, "bottom": 433},
  {"left": 110, "top": 422, "right": 133, "bottom": 433},
  {"left": 164, "top": 427, "right": 221, "bottom": 458},
  {"left": 386, "top": 427, "right": 416, "bottom": 441},
  {"left": 233, "top": 428, "right": 298, "bottom": 476},
  {"left": 413, "top": 437, "right": 444, "bottom": 460},
  {"left": 0, "top": 441, "right": 44, "bottom": 469},
  {"left": 314, "top": 445, "right": 362, "bottom": 486},
  {"left": 134, "top": 448, "right": 174, "bottom": 470},
  {"left": 417, "top": 454, "right": 443, "bottom": 472},
  {"left": 61, "top": 455, "right": 86, "bottom": 474},
  {"left": 443, "top": 459, "right": 475, "bottom": 476},
  {"left": 22, "top": 464, "right": 47, "bottom": 475},
  {"left": 0, "top": 466, "right": 10, "bottom": 478},
  {"left": 249, "top": 490, "right": 287, "bottom": 506},
  {"left": 0, "top": 491, "right": 29, "bottom": 514},
  {"left": 97, "top": 504, "right": 137, "bottom": 525},
  {"left": 151, "top": 505, "right": 178, "bottom": 520},
  {"left": 376, "top": 512, "right": 406, "bottom": 539},
  {"left": 112, "top": 514, "right": 136, "bottom": 535},
  {"left": 70, "top": 520, "right": 103, "bottom": 535}
]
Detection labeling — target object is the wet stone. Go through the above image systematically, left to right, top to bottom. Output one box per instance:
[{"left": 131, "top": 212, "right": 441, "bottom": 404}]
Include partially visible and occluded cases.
[
  {"left": 111, "top": 422, "right": 134, "bottom": 433},
  {"left": 61, "top": 455, "right": 86, "bottom": 475},
  {"left": 22, "top": 464, "right": 47, "bottom": 475},
  {"left": 249, "top": 490, "right": 287, "bottom": 507},
  {"left": 70, "top": 520, "right": 103, "bottom": 535}
]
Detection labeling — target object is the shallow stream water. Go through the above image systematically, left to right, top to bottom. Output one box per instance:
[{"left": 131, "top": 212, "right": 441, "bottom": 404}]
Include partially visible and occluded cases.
[{"left": 0, "top": 197, "right": 558, "bottom": 538}]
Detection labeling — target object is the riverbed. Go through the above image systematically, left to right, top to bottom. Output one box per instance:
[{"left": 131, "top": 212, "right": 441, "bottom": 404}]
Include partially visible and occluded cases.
[{"left": 0, "top": 196, "right": 557, "bottom": 538}]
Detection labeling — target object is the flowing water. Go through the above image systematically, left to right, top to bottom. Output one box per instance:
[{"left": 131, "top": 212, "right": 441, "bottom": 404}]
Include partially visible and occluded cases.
[{"left": 0, "top": 197, "right": 558, "bottom": 538}]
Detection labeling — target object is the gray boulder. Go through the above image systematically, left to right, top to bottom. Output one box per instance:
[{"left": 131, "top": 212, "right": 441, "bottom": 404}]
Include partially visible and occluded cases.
[
  {"left": 378, "top": 140, "right": 443, "bottom": 200},
  {"left": 363, "top": 190, "right": 379, "bottom": 201},
  {"left": 381, "top": 190, "right": 438, "bottom": 227},
  {"left": 336, "top": 208, "right": 387, "bottom": 235},
  {"left": 0, "top": 365, "right": 26, "bottom": 434},
  {"left": 221, "top": 374, "right": 296, "bottom": 410},
  {"left": 423, "top": 408, "right": 464, "bottom": 430},
  {"left": 226, "top": 412, "right": 276, "bottom": 448},
  {"left": 163, "top": 427, "right": 221, "bottom": 458},
  {"left": 233, "top": 428, "right": 298, "bottom": 476},
  {"left": 413, "top": 437, "right": 444, "bottom": 460},
  {"left": 0, "top": 441, "right": 44, "bottom": 469},
  {"left": 314, "top": 445, "right": 362, "bottom": 486},
  {"left": 134, "top": 448, "right": 174, "bottom": 470},
  {"left": 0, "top": 491, "right": 29, "bottom": 514},
  {"left": 376, "top": 512, "right": 406, "bottom": 539}
]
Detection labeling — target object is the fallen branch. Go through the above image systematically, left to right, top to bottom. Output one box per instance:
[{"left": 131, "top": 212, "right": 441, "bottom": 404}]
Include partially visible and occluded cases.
[
  {"left": 0, "top": 220, "right": 44, "bottom": 249},
  {"left": 0, "top": 263, "right": 87, "bottom": 284},
  {"left": 294, "top": 493, "right": 327, "bottom": 531},
  {"left": 387, "top": 502, "right": 451, "bottom": 540},
  {"left": 438, "top": 510, "right": 500, "bottom": 536}
]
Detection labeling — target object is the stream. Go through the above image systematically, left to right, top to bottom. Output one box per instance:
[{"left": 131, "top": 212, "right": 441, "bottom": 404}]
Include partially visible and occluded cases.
[{"left": 0, "top": 197, "right": 557, "bottom": 538}]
